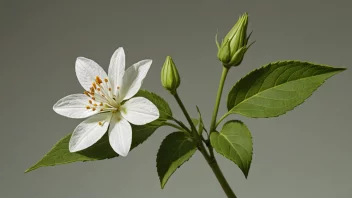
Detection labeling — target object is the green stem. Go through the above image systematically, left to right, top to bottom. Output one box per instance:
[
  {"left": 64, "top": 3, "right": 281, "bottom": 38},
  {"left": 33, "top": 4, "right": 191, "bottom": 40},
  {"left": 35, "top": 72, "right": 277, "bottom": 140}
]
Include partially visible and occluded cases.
[
  {"left": 209, "top": 66, "right": 229, "bottom": 132},
  {"left": 173, "top": 91, "right": 236, "bottom": 197},
  {"left": 173, "top": 92, "right": 199, "bottom": 138},
  {"left": 215, "top": 112, "right": 230, "bottom": 128},
  {"left": 170, "top": 117, "right": 191, "bottom": 133},
  {"left": 163, "top": 122, "right": 187, "bottom": 132},
  {"left": 199, "top": 143, "right": 237, "bottom": 198}
]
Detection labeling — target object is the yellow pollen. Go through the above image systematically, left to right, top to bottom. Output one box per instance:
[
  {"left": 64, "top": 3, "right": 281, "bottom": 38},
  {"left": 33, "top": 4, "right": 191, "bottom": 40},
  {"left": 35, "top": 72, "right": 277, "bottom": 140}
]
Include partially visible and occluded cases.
[
  {"left": 96, "top": 76, "right": 103, "bottom": 84},
  {"left": 104, "top": 78, "right": 108, "bottom": 82},
  {"left": 92, "top": 82, "right": 97, "bottom": 89},
  {"left": 117, "top": 86, "right": 120, "bottom": 89},
  {"left": 90, "top": 87, "right": 95, "bottom": 93},
  {"left": 97, "top": 88, "right": 101, "bottom": 91},
  {"left": 108, "top": 88, "right": 112, "bottom": 91},
  {"left": 84, "top": 91, "right": 90, "bottom": 96},
  {"left": 102, "top": 94, "right": 105, "bottom": 97},
  {"left": 92, "top": 97, "right": 96, "bottom": 100},
  {"left": 89, "top": 100, "right": 92, "bottom": 104},
  {"left": 100, "top": 102, "right": 103, "bottom": 106},
  {"left": 93, "top": 104, "right": 98, "bottom": 107},
  {"left": 86, "top": 106, "right": 91, "bottom": 109},
  {"left": 92, "top": 108, "right": 96, "bottom": 111},
  {"left": 100, "top": 109, "right": 104, "bottom": 111},
  {"left": 98, "top": 122, "right": 103, "bottom": 126}
]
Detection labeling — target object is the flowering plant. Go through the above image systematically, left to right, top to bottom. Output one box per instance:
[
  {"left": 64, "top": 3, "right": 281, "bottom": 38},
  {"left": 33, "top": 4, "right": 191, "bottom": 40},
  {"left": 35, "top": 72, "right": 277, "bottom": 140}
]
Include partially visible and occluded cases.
[{"left": 26, "top": 13, "right": 346, "bottom": 198}]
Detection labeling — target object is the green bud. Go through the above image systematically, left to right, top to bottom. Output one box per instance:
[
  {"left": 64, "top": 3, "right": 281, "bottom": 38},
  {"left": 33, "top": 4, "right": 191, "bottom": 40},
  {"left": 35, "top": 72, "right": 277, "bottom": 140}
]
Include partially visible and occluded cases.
[
  {"left": 216, "top": 12, "right": 252, "bottom": 67},
  {"left": 161, "top": 56, "right": 180, "bottom": 95}
]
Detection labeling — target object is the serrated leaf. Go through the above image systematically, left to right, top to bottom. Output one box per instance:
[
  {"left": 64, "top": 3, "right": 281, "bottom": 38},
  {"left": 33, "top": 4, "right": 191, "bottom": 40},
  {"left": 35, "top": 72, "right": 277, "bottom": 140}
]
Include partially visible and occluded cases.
[
  {"left": 227, "top": 61, "right": 346, "bottom": 118},
  {"left": 135, "top": 89, "right": 172, "bottom": 120},
  {"left": 26, "top": 120, "right": 164, "bottom": 173},
  {"left": 210, "top": 120, "right": 252, "bottom": 178},
  {"left": 157, "top": 132, "right": 196, "bottom": 189}
]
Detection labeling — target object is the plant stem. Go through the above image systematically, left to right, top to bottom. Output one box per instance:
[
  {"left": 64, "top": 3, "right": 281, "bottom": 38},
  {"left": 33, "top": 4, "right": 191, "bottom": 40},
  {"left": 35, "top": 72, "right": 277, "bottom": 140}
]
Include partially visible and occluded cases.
[
  {"left": 209, "top": 66, "right": 229, "bottom": 132},
  {"left": 173, "top": 91, "right": 236, "bottom": 197},
  {"left": 173, "top": 92, "right": 199, "bottom": 139},
  {"left": 215, "top": 112, "right": 230, "bottom": 128},
  {"left": 170, "top": 117, "right": 192, "bottom": 133},
  {"left": 163, "top": 122, "right": 187, "bottom": 132},
  {"left": 199, "top": 147, "right": 237, "bottom": 198}
]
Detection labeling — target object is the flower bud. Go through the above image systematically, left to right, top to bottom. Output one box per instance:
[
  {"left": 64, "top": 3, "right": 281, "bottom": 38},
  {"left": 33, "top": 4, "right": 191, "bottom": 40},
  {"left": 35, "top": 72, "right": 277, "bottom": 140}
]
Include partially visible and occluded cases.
[
  {"left": 216, "top": 12, "right": 253, "bottom": 67},
  {"left": 161, "top": 56, "right": 180, "bottom": 95}
]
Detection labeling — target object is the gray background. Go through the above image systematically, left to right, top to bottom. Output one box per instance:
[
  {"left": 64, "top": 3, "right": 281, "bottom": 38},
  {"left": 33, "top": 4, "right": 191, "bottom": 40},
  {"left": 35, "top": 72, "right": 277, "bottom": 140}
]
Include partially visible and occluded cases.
[{"left": 1, "top": 0, "right": 351, "bottom": 197}]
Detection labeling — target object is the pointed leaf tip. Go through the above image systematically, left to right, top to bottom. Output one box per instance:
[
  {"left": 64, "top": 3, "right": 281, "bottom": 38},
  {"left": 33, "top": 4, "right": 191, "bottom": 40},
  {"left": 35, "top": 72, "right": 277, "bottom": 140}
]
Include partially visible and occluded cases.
[{"left": 227, "top": 61, "right": 346, "bottom": 118}]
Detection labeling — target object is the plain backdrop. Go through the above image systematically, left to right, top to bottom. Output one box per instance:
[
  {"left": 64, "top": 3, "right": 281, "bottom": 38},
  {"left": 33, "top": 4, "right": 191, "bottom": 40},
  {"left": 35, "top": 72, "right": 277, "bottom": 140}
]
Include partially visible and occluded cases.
[{"left": 1, "top": 0, "right": 351, "bottom": 197}]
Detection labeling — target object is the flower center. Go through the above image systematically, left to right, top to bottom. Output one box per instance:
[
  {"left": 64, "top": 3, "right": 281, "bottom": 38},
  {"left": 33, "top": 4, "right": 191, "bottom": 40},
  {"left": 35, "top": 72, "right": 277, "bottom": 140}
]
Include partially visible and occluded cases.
[{"left": 84, "top": 76, "right": 121, "bottom": 113}]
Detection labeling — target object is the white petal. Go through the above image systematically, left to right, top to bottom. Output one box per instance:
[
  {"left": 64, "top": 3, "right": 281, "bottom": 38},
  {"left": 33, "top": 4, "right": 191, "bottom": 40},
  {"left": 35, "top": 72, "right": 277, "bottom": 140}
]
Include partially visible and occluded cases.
[
  {"left": 108, "top": 47, "right": 125, "bottom": 97},
  {"left": 75, "top": 57, "right": 108, "bottom": 91},
  {"left": 118, "top": 59, "right": 152, "bottom": 101},
  {"left": 53, "top": 94, "right": 98, "bottom": 119},
  {"left": 121, "top": 97, "right": 159, "bottom": 125},
  {"left": 69, "top": 113, "right": 112, "bottom": 152},
  {"left": 108, "top": 114, "right": 132, "bottom": 157}
]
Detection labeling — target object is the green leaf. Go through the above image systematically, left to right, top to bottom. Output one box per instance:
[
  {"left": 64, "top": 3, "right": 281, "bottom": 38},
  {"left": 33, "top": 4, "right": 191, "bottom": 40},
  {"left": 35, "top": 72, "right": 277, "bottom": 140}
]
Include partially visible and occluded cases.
[
  {"left": 227, "top": 61, "right": 346, "bottom": 118},
  {"left": 135, "top": 89, "right": 172, "bottom": 120},
  {"left": 26, "top": 120, "right": 164, "bottom": 173},
  {"left": 210, "top": 120, "right": 252, "bottom": 178},
  {"left": 157, "top": 132, "right": 197, "bottom": 189}
]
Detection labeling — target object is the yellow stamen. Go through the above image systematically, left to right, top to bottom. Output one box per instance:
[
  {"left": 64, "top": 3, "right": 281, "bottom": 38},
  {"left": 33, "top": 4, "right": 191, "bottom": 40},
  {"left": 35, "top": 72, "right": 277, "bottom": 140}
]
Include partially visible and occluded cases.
[
  {"left": 95, "top": 76, "right": 103, "bottom": 84},
  {"left": 104, "top": 78, "right": 108, "bottom": 82},
  {"left": 92, "top": 82, "right": 97, "bottom": 89},
  {"left": 117, "top": 86, "right": 120, "bottom": 89},
  {"left": 90, "top": 87, "right": 95, "bottom": 93},
  {"left": 97, "top": 88, "right": 101, "bottom": 91},
  {"left": 108, "top": 88, "right": 112, "bottom": 91},
  {"left": 84, "top": 91, "right": 90, "bottom": 96},
  {"left": 92, "top": 97, "right": 96, "bottom": 100},
  {"left": 89, "top": 100, "right": 92, "bottom": 104},
  {"left": 100, "top": 102, "right": 103, "bottom": 106},
  {"left": 93, "top": 104, "right": 98, "bottom": 107},
  {"left": 86, "top": 106, "right": 91, "bottom": 109},
  {"left": 92, "top": 108, "right": 96, "bottom": 111},
  {"left": 98, "top": 122, "right": 103, "bottom": 126}
]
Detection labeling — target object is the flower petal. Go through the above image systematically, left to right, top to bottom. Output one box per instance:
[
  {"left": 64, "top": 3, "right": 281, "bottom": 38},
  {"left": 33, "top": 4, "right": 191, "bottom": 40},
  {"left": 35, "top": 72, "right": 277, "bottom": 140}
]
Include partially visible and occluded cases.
[
  {"left": 108, "top": 47, "right": 125, "bottom": 97},
  {"left": 75, "top": 57, "right": 108, "bottom": 91},
  {"left": 118, "top": 59, "right": 152, "bottom": 101},
  {"left": 53, "top": 94, "right": 98, "bottom": 119},
  {"left": 121, "top": 97, "right": 159, "bottom": 125},
  {"left": 69, "top": 112, "right": 112, "bottom": 152},
  {"left": 108, "top": 114, "right": 132, "bottom": 157}
]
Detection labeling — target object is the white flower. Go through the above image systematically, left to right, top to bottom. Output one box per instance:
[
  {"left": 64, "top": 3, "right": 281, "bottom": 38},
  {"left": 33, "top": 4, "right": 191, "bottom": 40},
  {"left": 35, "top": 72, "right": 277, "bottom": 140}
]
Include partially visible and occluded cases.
[{"left": 53, "top": 47, "right": 160, "bottom": 157}]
